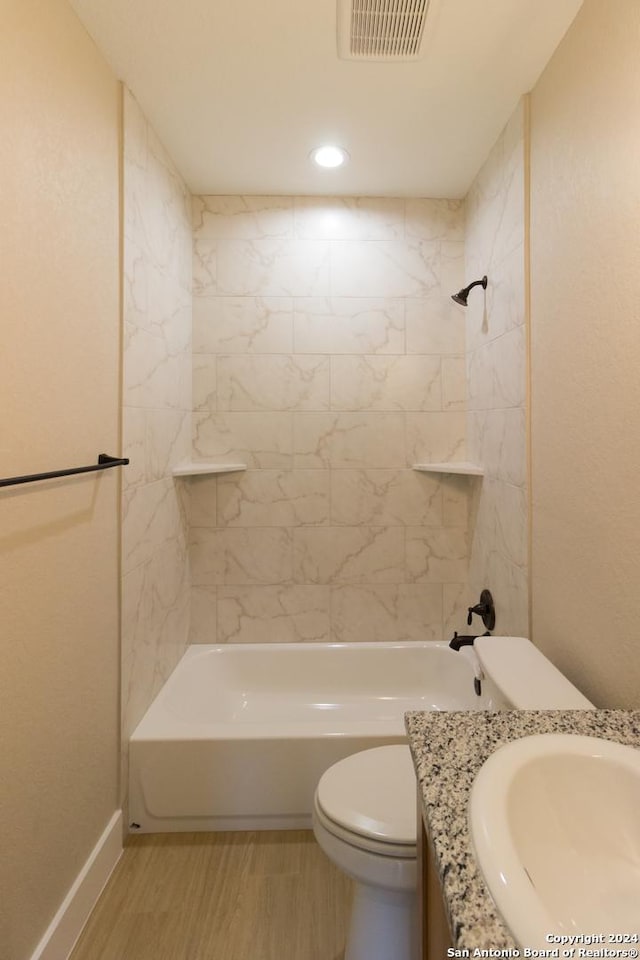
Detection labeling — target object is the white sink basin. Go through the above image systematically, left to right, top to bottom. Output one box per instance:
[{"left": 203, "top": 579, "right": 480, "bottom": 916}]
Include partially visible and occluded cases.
[{"left": 469, "top": 734, "right": 640, "bottom": 948}]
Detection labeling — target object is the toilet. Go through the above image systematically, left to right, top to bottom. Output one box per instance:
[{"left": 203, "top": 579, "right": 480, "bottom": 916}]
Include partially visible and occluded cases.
[
  {"left": 312, "top": 636, "right": 595, "bottom": 960},
  {"left": 312, "top": 744, "right": 418, "bottom": 960}
]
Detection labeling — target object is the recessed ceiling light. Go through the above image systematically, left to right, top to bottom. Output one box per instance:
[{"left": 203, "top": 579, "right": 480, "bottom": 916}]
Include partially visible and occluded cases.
[{"left": 310, "top": 145, "right": 349, "bottom": 169}]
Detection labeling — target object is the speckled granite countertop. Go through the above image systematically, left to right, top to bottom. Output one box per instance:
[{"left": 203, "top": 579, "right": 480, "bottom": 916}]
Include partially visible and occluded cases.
[{"left": 405, "top": 709, "right": 640, "bottom": 950}]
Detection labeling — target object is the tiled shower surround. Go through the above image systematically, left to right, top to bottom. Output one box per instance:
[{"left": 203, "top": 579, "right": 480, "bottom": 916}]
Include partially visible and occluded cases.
[
  {"left": 121, "top": 89, "right": 193, "bottom": 763},
  {"left": 119, "top": 95, "right": 529, "bottom": 810},
  {"left": 465, "top": 102, "right": 529, "bottom": 636},
  {"left": 189, "top": 196, "right": 473, "bottom": 644}
]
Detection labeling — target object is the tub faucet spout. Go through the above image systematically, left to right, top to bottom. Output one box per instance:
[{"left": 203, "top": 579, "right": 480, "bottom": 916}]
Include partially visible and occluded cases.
[{"left": 448, "top": 631, "right": 489, "bottom": 652}]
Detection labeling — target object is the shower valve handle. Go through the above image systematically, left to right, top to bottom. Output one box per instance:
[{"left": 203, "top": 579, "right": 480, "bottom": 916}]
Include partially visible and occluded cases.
[{"left": 466, "top": 589, "right": 496, "bottom": 631}]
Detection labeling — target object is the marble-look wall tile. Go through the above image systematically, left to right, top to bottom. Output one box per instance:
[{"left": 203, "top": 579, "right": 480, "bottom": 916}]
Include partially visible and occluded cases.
[
  {"left": 121, "top": 90, "right": 193, "bottom": 812},
  {"left": 465, "top": 99, "right": 528, "bottom": 636},
  {"left": 465, "top": 110, "right": 521, "bottom": 262},
  {"left": 468, "top": 110, "right": 525, "bottom": 274},
  {"left": 191, "top": 195, "right": 476, "bottom": 643},
  {"left": 192, "top": 195, "right": 294, "bottom": 240},
  {"left": 294, "top": 197, "right": 404, "bottom": 241},
  {"left": 404, "top": 199, "right": 465, "bottom": 242},
  {"left": 123, "top": 234, "right": 149, "bottom": 332},
  {"left": 192, "top": 238, "right": 217, "bottom": 296},
  {"left": 213, "top": 240, "right": 331, "bottom": 297},
  {"left": 330, "top": 240, "right": 439, "bottom": 298},
  {"left": 438, "top": 240, "right": 467, "bottom": 297},
  {"left": 467, "top": 244, "right": 525, "bottom": 350},
  {"left": 405, "top": 296, "right": 465, "bottom": 355},
  {"left": 193, "top": 297, "right": 293, "bottom": 354},
  {"left": 293, "top": 298, "right": 405, "bottom": 355},
  {"left": 123, "top": 322, "right": 190, "bottom": 411},
  {"left": 467, "top": 326, "right": 526, "bottom": 412},
  {"left": 217, "top": 355, "right": 330, "bottom": 411},
  {"left": 193, "top": 356, "right": 217, "bottom": 412},
  {"left": 330, "top": 356, "right": 441, "bottom": 411},
  {"left": 442, "top": 357, "right": 466, "bottom": 411},
  {"left": 123, "top": 407, "right": 148, "bottom": 490},
  {"left": 468, "top": 409, "right": 527, "bottom": 487},
  {"left": 145, "top": 410, "right": 191, "bottom": 483},
  {"left": 193, "top": 412, "right": 293, "bottom": 468},
  {"left": 293, "top": 412, "right": 406, "bottom": 468},
  {"left": 406, "top": 412, "right": 467, "bottom": 465},
  {"left": 216, "top": 470, "right": 330, "bottom": 527},
  {"left": 330, "top": 470, "right": 442, "bottom": 526},
  {"left": 189, "top": 476, "right": 217, "bottom": 527},
  {"left": 442, "top": 476, "right": 471, "bottom": 527},
  {"left": 122, "top": 478, "right": 188, "bottom": 576},
  {"left": 468, "top": 480, "right": 529, "bottom": 637},
  {"left": 490, "top": 480, "right": 528, "bottom": 571},
  {"left": 191, "top": 527, "right": 293, "bottom": 585},
  {"left": 293, "top": 527, "right": 405, "bottom": 584},
  {"left": 406, "top": 527, "right": 469, "bottom": 583},
  {"left": 120, "top": 530, "right": 190, "bottom": 808},
  {"left": 121, "top": 538, "right": 190, "bottom": 720},
  {"left": 491, "top": 557, "right": 529, "bottom": 638},
  {"left": 120, "top": 564, "right": 148, "bottom": 739},
  {"left": 442, "top": 582, "right": 469, "bottom": 639},
  {"left": 331, "top": 584, "right": 443, "bottom": 643},
  {"left": 189, "top": 585, "right": 217, "bottom": 643},
  {"left": 217, "top": 585, "right": 331, "bottom": 643}
]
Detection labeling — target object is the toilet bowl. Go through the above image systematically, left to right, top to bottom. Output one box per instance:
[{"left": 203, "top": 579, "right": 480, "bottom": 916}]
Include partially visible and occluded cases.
[
  {"left": 312, "top": 637, "right": 595, "bottom": 960},
  {"left": 311, "top": 744, "right": 418, "bottom": 960}
]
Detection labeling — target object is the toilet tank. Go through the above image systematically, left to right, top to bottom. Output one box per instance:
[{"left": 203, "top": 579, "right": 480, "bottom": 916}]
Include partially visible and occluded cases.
[{"left": 475, "top": 636, "right": 594, "bottom": 710}]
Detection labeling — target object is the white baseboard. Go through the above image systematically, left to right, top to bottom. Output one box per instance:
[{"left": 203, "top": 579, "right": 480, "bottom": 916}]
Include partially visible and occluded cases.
[{"left": 30, "top": 810, "right": 123, "bottom": 960}]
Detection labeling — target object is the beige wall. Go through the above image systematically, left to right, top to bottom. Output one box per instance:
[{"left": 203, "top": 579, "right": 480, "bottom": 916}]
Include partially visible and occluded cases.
[
  {"left": 530, "top": 0, "right": 640, "bottom": 707},
  {"left": 0, "top": 2, "right": 121, "bottom": 956},
  {"left": 121, "top": 89, "right": 192, "bottom": 803},
  {"left": 465, "top": 101, "right": 529, "bottom": 637},
  {"left": 190, "top": 197, "right": 472, "bottom": 643}
]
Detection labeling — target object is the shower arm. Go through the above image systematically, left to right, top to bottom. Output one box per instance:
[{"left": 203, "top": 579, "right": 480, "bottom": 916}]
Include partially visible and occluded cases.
[{"left": 465, "top": 278, "right": 486, "bottom": 295}]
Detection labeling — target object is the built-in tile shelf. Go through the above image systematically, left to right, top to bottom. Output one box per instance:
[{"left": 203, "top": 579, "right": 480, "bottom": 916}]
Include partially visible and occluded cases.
[
  {"left": 172, "top": 462, "right": 247, "bottom": 477},
  {"left": 412, "top": 462, "right": 484, "bottom": 477}
]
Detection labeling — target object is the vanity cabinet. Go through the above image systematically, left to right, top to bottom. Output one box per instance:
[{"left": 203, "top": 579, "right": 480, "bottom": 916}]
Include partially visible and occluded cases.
[{"left": 417, "top": 804, "right": 452, "bottom": 960}]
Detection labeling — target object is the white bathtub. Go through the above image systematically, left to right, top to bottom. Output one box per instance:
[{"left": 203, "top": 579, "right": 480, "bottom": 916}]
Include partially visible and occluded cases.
[{"left": 129, "top": 641, "right": 502, "bottom": 833}]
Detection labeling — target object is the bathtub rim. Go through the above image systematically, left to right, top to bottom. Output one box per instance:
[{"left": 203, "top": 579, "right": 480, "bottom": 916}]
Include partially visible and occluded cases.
[{"left": 130, "top": 639, "right": 482, "bottom": 743}]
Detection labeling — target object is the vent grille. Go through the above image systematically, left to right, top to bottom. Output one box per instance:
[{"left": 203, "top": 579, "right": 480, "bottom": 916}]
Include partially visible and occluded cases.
[{"left": 338, "top": 0, "right": 431, "bottom": 61}]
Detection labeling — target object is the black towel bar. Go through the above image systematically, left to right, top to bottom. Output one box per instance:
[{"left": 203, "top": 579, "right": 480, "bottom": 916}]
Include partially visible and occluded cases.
[{"left": 0, "top": 454, "right": 129, "bottom": 488}]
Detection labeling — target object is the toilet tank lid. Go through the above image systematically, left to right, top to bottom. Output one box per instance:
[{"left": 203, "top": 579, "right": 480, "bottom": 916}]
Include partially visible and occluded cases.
[{"left": 475, "top": 636, "right": 594, "bottom": 710}]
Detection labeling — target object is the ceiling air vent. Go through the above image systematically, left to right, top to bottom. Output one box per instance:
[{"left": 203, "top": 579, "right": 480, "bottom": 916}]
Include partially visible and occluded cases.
[{"left": 337, "top": 0, "right": 431, "bottom": 61}]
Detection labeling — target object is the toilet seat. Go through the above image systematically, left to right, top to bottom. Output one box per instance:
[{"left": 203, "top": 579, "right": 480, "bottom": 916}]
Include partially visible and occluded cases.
[
  {"left": 315, "top": 745, "right": 417, "bottom": 858},
  {"left": 314, "top": 795, "right": 416, "bottom": 859}
]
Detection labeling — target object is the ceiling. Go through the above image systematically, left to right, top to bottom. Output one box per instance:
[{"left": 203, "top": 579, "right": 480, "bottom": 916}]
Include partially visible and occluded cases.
[{"left": 69, "top": 0, "right": 583, "bottom": 198}]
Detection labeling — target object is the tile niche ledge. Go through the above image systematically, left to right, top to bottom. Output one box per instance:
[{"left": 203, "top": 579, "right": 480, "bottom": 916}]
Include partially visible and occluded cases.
[
  {"left": 412, "top": 461, "right": 484, "bottom": 477},
  {"left": 172, "top": 462, "right": 247, "bottom": 477}
]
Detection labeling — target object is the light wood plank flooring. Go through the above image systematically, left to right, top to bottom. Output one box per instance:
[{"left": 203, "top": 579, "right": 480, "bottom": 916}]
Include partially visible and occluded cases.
[{"left": 70, "top": 831, "right": 352, "bottom": 960}]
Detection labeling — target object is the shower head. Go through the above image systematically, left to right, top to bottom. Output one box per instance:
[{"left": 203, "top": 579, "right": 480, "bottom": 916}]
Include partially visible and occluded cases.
[{"left": 451, "top": 275, "right": 488, "bottom": 306}]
